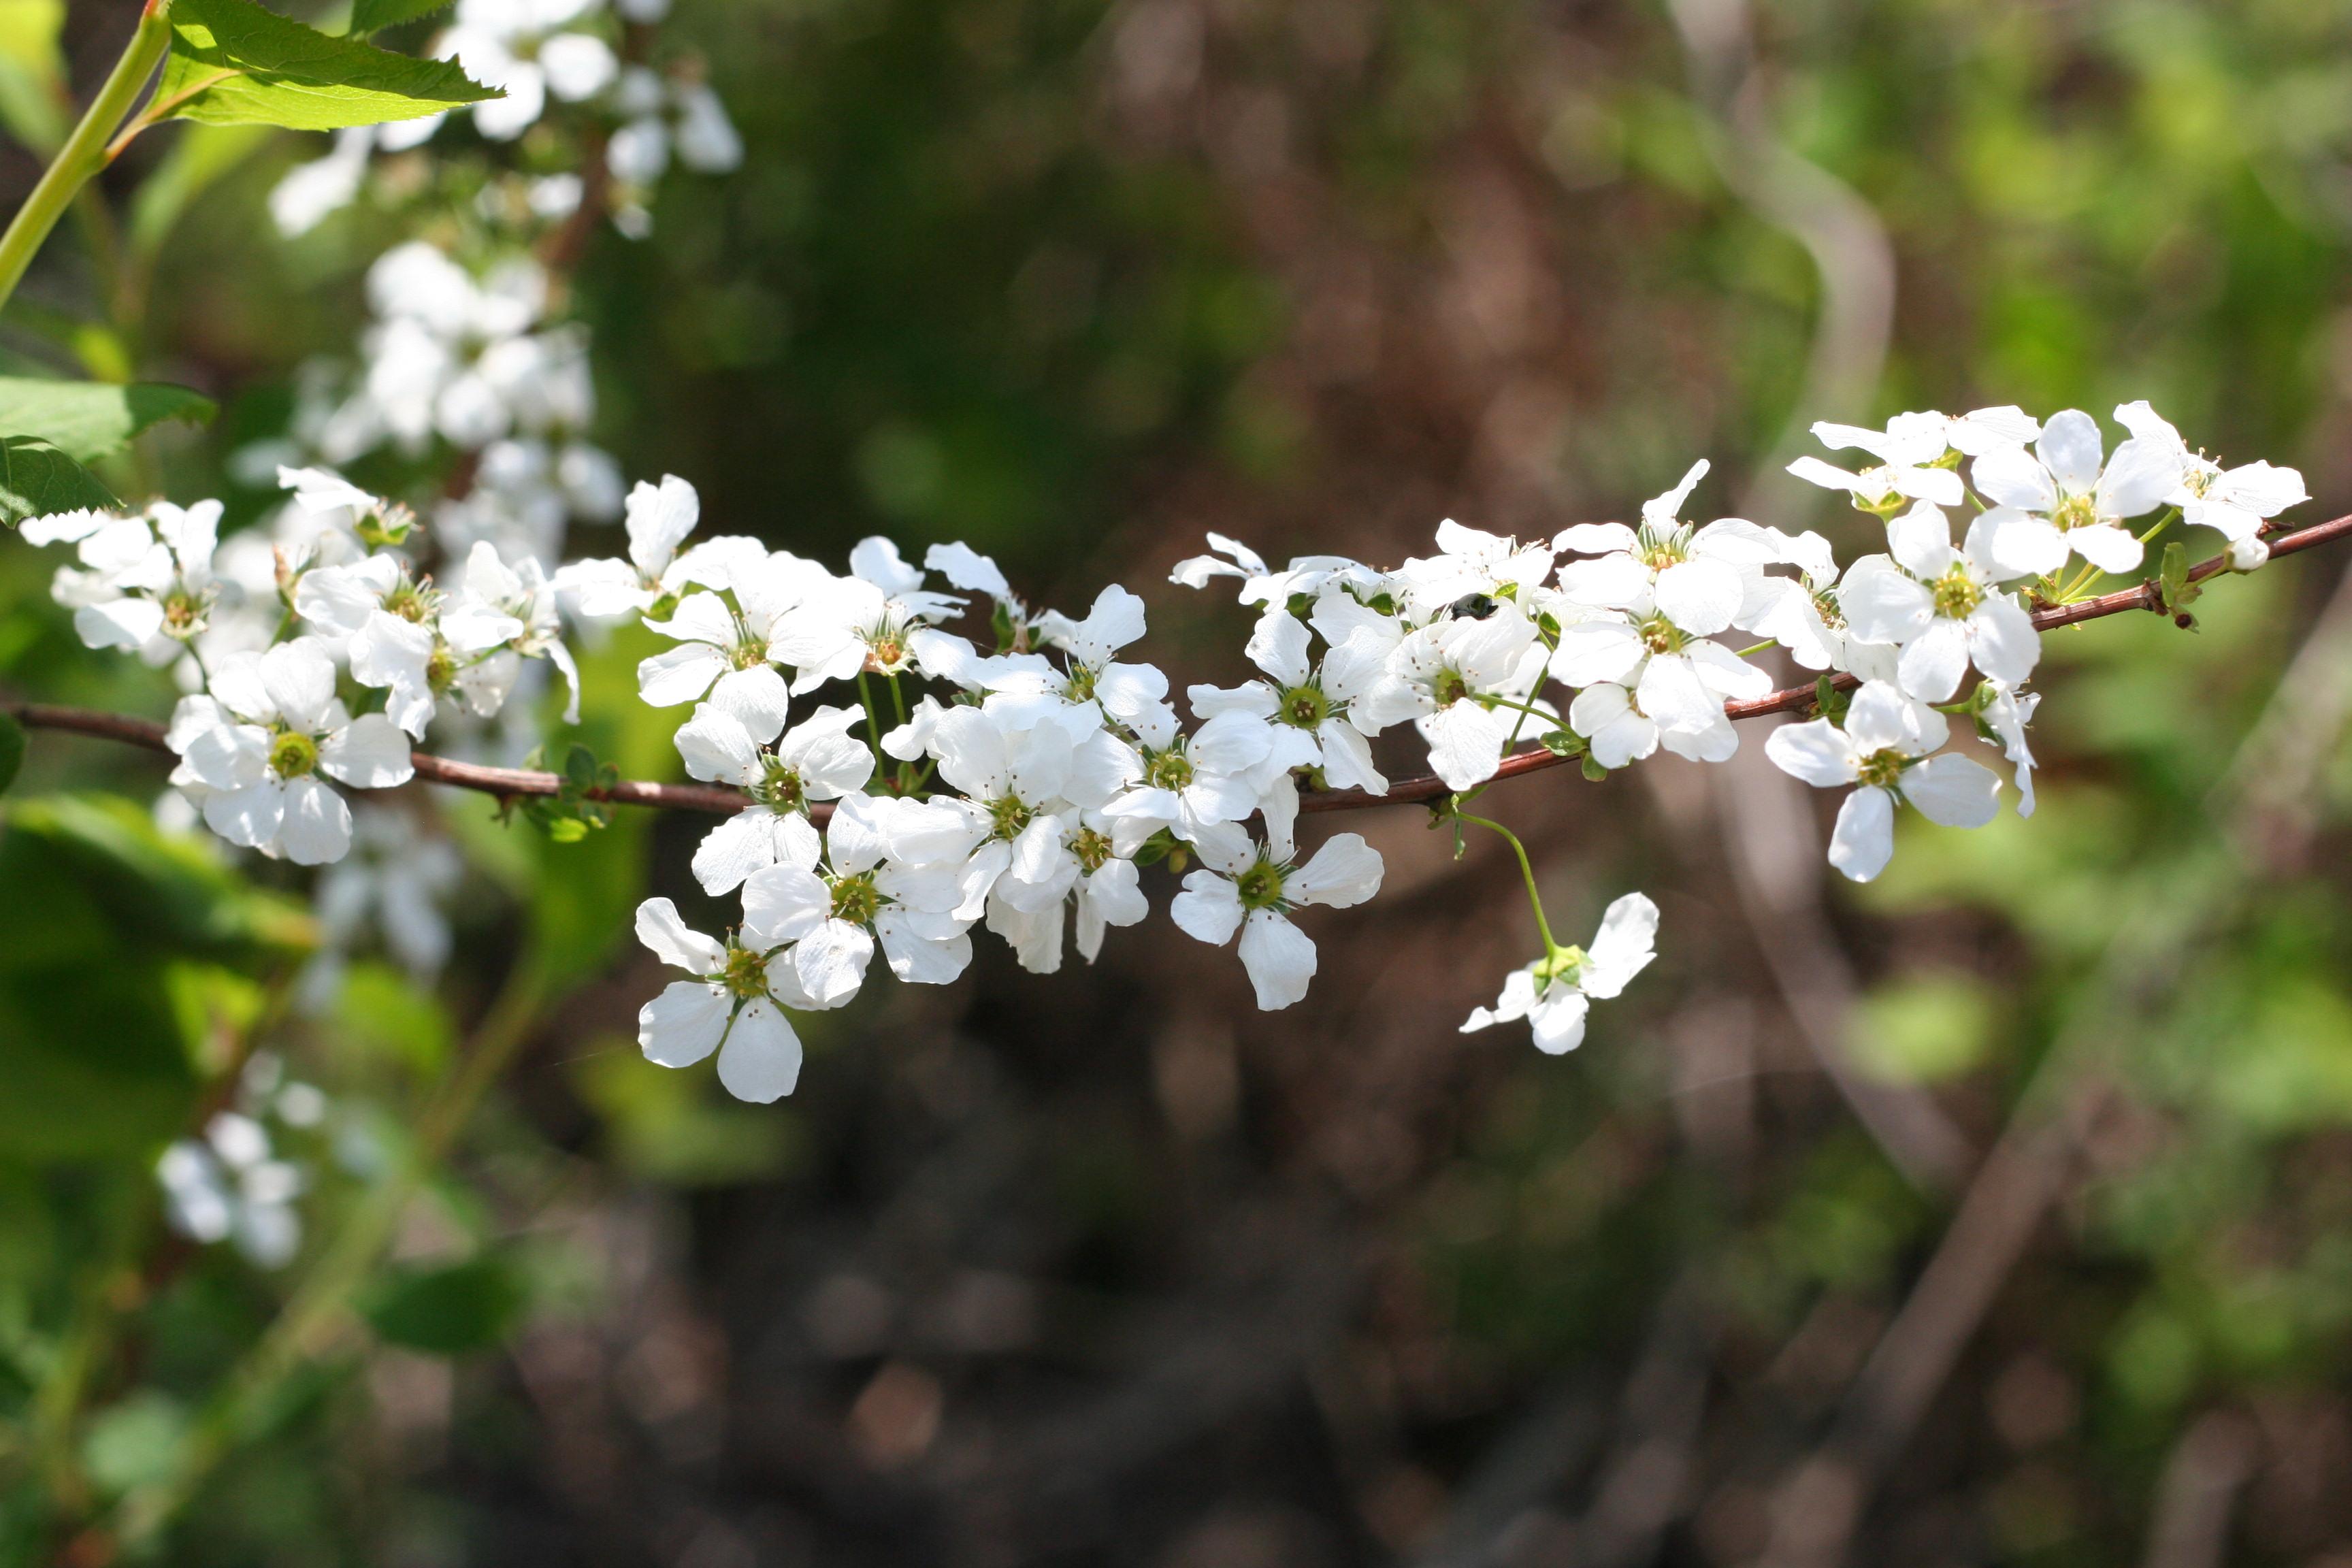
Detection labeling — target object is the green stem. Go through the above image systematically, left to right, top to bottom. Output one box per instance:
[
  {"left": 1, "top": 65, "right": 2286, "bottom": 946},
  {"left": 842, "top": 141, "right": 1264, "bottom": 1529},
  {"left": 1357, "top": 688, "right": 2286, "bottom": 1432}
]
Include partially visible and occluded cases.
[
  {"left": 0, "top": 0, "right": 174, "bottom": 319},
  {"left": 2138, "top": 504, "right": 2183, "bottom": 545},
  {"left": 855, "top": 671, "right": 884, "bottom": 770},
  {"left": 1458, "top": 810, "right": 1560, "bottom": 958}
]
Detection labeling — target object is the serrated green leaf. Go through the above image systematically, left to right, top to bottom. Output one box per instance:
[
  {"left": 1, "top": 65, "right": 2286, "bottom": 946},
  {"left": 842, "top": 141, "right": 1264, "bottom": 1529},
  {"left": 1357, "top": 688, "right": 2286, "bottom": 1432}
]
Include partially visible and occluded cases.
[
  {"left": 157, "top": 0, "right": 497, "bottom": 132},
  {"left": 348, "top": 0, "right": 455, "bottom": 35},
  {"left": 0, "top": 377, "right": 216, "bottom": 462},
  {"left": 0, "top": 436, "right": 116, "bottom": 525},
  {"left": 0, "top": 713, "right": 20, "bottom": 796}
]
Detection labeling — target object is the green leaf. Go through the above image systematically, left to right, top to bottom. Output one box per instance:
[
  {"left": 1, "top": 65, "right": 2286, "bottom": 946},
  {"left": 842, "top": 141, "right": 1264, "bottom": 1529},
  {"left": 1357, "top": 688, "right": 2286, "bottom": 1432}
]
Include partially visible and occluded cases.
[
  {"left": 157, "top": 0, "right": 498, "bottom": 132},
  {"left": 348, "top": 0, "right": 455, "bottom": 35},
  {"left": 0, "top": 376, "right": 216, "bottom": 462},
  {"left": 0, "top": 436, "right": 116, "bottom": 525},
  {"left": 0, "top": 713, "right": 20, "bottom": 796},
  {"left": 1539, "top": 729, "right": 1583, "bottom": 758},
  {"left": 363, "top": 1256, "right": 523, "bottom": 1354}
]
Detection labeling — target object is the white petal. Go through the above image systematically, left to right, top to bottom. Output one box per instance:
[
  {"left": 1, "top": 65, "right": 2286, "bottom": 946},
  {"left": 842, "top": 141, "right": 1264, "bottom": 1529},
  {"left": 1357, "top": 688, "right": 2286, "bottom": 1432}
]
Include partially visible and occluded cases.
[
  {"left": 2037, "top": 409, "right": 2105, "bottom": 492},
  {"left": 2093, "top": 437, "right": 2177, "bottom": 520},
  {"left": 1969, "top": 445, "right": 2058, "bottom": 512},
  {"left": 1885, "top": 504, "right": 1957, "bottom": 579},
  {"left": 1980, "top": 509, "right": 2069, "bottom": 579},
  {"left": 2068, "top": 523, "right": 2143, "bottom": 576},
  {"left": 1653, "top": 558, "right": 1744, "bottom": 636},
  {"left": 1837, "top": 558, "right": 1933, "bottom": 646},
  {"left": 74, "top": 597, "right": 166, "bottom": 651},
  {"left": 1966, "top": 598, "right": 2041, "bottom": 689},
  {"left": 1245, "top": 611, "right": 1313, "bottom": 686},
  {"left": 1895, "top": 617, "right": 1970, "bottom": 704},
  {"left": 1547, "top": 620, "right": 1646, "bottom": 687},
  {"left": 259, "top": 640, "right": 338, "bottom": 731},
  {"left": 636, "top": 641, "right": 730, "bottom": 707},
  {"left": 710, "top": 664, "right": 791, "bottom": 740},
  {"left": 1841, "top": 679, "right": 1915, "bottom": 754},
  {"left": 674, "top": 705, "right": 764, "bottom": 785},
  {"left": 319, "top": 714, "right": 415, "bottom": 789},
  {"left": 1763, "top": 718, "right": 1859, "bottom": 789},
  {"left": 1902, "top": 753, "right": 2002, "bottom": 828},
  {"left": 276, "top": 777, "right": 353, "bottom": 865},
  {"left": 204, "top": 780, "right": 284, "bottom": 849},
  {"left": 1827, "top": 786, "right": 1896, "bottom": 882},
  {"left": 691, "top": 809, "right": 787, "bottom": 896},
  {"left": 1288, "top": 833, "right": 1383, "bottom": 909},
  {"left": 740, "top": 862, "right": 832, "bottom": 947},
  {"left": 1169, "top": 871, "right": 1245, "bottom": 946},
  {"left": 1581, "top": 892, "right": 1659, "bottom": 998},
  {"left": 635, "top": 897, "right": 726, "bottom": 973},
  {"left": 1236, "top": 910, "right": 1317, "bottom": 1010},
  {"left": 875, "top": 911, "right": 971, "bottom": 984},
  {"left": 794, "top": 919, "right": 875, "bottom": 1006},
  {"left": 639, "top": 980, "right": 730, "bottom": 1067},
  {"left": 1527, "top": 988, "right": 1590, "bottom": 1054},
  {"left": 716, "top": 1000, "right": 802, "bottom": 1102}
]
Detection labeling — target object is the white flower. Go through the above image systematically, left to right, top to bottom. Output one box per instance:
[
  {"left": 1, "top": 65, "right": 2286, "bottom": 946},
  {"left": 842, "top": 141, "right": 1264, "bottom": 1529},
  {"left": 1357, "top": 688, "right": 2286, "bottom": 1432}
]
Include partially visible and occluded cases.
[
  {"left": 608, "top": 67, "right": 744, "bottom": 185},
  {"left": 270, "top": 127, "right": 373, "bottom": 238},
  {"left": 2112, "top": 400, "right": 2308, "bottom": 561},
  {"left": 1786, "top": 407, "right": 2040, "bottom": 510},
  {"left": 1970, "top": 408, "right": 2176, "bottom": 578},
  {"left": 556, "top": 473, "right": 706, "bottom": 618},
  {"left": 42, "top": 501, "right": 223, "bottom": 666},
  {"left": 1836, "top": 503, "right": 2040, "bottom": 704},
  {"left": 1168, "top": 532, "right": 1377, "bottom": 610},
  {"left": 767, "top": 538, "right": 964, "bottom": 693},
  {"left": 442, "top": 539, "right": 583, "bottom": 722},
  {"left": 293, "top": 554, "right": 444, "bottom": 738},
  {"left": 636, "top": 556, "right": 808, "bottom": 732},
  {"left": 985, "top": 585, "right": 1167, "bottom": 741},
  {"left": 1548, "top": 585, "right": 1770, "bottom": 768},
  {"left": 1353, "top": 600, "right": 1546, "bottom": 790},
  {"left": 1188, "top": 609, "right": 1390, "bottom": 793},
  {"left": 165, "top": 640, "right": 416, "bottom": 864},
  {"left": 1763, "top": 680, "right": 2002, "bottom": 882},
  {"left": 1981, "top": 685, "right": 2041, "bottom": 818},
  {"left": 674, "top": 698, "right": 869, "bottom": 894},
  {"left": 915, "top": 704, "right": 1078, "bottom": 919},
  {"left": 1100, "top": 707, "right": 1272, "bottom": 849},
  {"left": 732, "top": 793, "right": 983, "bottom": 1006},
  {"left": 313, "top": 806, "right": 463, "bottom": 980},
  {"left": 980, "top": 808, "right": 1149, "bottom": 974},
  {"left": 1168, "top": 827, "right": 1383, "bottom": 1010},
  {"left": 1460, "top": 891, "right": 1659, "bottom": 1054},
  {"left": 633, "top": 897, "right": 821, "bottom": 1103},
  {"left": 158, "top": 1111, "right": 309, "bottom": 1268}
]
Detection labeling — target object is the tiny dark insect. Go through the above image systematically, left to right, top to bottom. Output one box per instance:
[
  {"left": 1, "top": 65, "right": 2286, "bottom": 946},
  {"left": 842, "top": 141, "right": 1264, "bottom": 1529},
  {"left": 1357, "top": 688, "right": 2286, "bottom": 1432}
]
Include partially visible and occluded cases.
[{"left": 1448, "top": 593, "right": 1499, "bottom": 620}]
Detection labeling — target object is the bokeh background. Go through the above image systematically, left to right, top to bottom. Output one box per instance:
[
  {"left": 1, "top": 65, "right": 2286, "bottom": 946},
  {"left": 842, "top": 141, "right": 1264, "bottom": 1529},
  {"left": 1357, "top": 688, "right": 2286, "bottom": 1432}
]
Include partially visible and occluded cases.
[{"left": 10, "top": 0, "right": 2352, "bottom": 1563}]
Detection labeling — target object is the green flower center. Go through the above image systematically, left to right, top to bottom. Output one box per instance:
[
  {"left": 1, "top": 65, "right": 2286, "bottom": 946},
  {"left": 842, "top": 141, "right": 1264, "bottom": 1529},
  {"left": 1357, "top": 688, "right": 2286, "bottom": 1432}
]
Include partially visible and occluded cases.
[
  {"left": 2051, "top": 492, "right": 2099, "bottom": 532},
  {"left": 1930, "top": 569, "right": 1982, "bottom": 620},
  {"left": 383, "top": 581, "right": 434, "bottom": 623},
  {"left": 1812, "top": 589, "right": 1846, "bottom": 632},
  {"left": 163, "top": 591, "right": 201, "bottom": 633},
  {"left": 1637, "top": 617, "right": 1682, "bottom": 655},
  {"left": 863, "top": 624, "right": 909, "bottom": 672},
  {"left": 732, "top": 640, "right": 771, "bottom": 671},
  {"left": 426, "top": 646, "right": 459, "bottom": 693},
  {"left": 1063, "top": 663, "right": 1098, "bottom": 704},
  {"left": 1432, "top": 668, "right": 1471, "bottom": 706},
  {"left": 1278, "top": 683, "right": 1329, "bottom": 729},
  {"left": 269, "top": 730, "right": 319, "bottom": 779},
  {"left": 1855, "top": 747, "right": 1908, "bottom": 790},
  {"left": 1145, "top": 749, "right": 1194, "bottom": 790},
  {"left": 756, "top": 761, "right": 806, "bottom": 811},
  {"left": 988, "top": 794, "right": 1032, "bottom": 840},
  {"left": 1072, "top": 826, "right": 1115, "bottom": 873},
  {"left": 1235, "top": 860, "right": 1286, "bottom": 911},
  {"left": 830, "top": 870, "right": 881, "bottom": 926},
  {"left": 721, "top": 945, "right": 770, "bottom": 1000},
  {"left": 1532, "top": 945, "right": 1586, "bottom": 990}
]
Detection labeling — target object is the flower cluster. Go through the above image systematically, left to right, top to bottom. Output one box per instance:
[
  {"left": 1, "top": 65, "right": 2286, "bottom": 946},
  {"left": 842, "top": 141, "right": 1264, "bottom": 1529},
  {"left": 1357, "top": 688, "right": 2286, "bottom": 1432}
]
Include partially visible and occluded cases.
[
  {"left": 22, "top": 397, "right": 2308, "bottom": 1105},
  {"left": 156, "top": 1055, "right": 332, "bottom": 1269}
]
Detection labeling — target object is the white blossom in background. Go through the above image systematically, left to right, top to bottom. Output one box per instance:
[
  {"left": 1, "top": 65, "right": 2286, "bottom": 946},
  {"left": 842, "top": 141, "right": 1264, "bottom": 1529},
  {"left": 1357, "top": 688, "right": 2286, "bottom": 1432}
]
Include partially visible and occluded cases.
[
  {"left": 165, "top": 640, "right": 416, "bottom": 865},
  {"left": 1764, "top": 681, "right": 2003, "bottom": 882},
  {"left": 303, "top": 806, "right": 464, "bottom": 1011},
  {"left": 1169, "top": 826, "right": 1384, "bottom": 1009},
  {"left": 1461, "top": 892, "right": 1659, "bottom": 1055},
  {"left": 157, "top": 1105, "right": 310, "bottom": 1269}
]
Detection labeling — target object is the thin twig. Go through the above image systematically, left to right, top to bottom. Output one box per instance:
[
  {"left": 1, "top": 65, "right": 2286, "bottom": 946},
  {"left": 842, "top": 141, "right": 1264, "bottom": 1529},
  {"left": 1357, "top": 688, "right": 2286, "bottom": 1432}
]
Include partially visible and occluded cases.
[{"left": 10, "top": 511, "right": 2352, "bottom": 825}]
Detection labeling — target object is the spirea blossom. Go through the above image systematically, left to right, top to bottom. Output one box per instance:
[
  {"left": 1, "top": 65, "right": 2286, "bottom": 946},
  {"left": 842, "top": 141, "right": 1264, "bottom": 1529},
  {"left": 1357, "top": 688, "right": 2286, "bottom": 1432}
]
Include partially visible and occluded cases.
[{"left": 1461, "top": 892, "right": 1660, "bottom": 1055}]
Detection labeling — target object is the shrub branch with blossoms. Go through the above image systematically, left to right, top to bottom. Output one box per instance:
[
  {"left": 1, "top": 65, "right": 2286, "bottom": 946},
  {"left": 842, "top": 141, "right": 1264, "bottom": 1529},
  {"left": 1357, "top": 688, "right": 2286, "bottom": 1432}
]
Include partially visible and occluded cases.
[
  {"left": 0, "top": 2, "right": 2349, "bottom": 1545},
  {"left": 14, "top": 402, "right": 2342, "bottom": 1107}
]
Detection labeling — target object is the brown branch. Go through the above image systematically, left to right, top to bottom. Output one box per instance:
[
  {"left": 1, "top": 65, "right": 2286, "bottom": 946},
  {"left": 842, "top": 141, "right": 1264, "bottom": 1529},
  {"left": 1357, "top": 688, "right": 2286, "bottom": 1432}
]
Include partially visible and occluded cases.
[{"left": 10, "top": 510, "right": 2352, "bottom": 823}]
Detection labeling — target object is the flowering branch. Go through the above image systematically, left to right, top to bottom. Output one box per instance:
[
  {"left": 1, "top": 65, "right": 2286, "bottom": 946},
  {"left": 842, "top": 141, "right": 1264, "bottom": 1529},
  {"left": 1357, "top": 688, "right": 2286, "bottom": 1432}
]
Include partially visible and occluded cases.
[{"left": 12, "top": 506, "right": 2351, "bottom": 824}]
